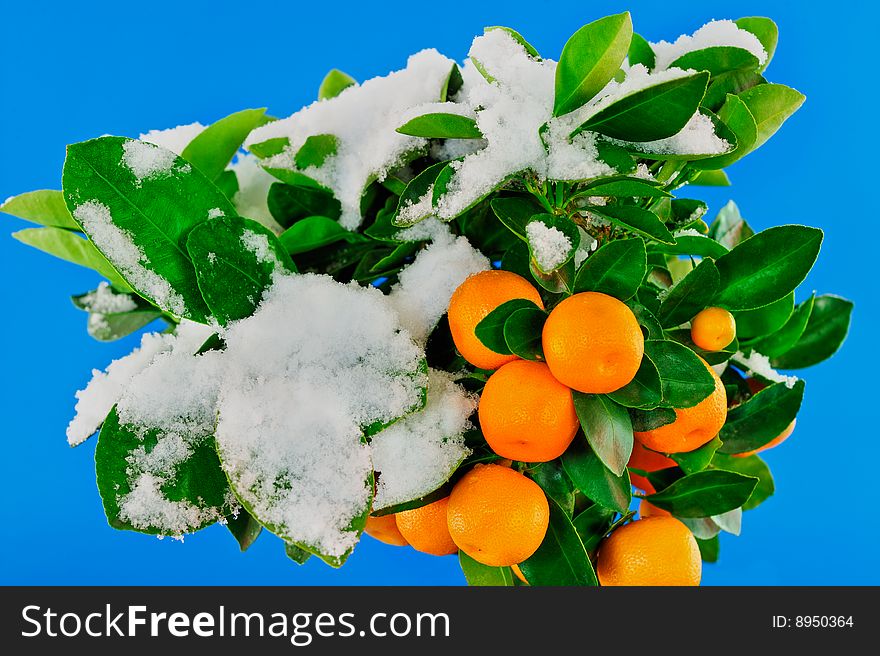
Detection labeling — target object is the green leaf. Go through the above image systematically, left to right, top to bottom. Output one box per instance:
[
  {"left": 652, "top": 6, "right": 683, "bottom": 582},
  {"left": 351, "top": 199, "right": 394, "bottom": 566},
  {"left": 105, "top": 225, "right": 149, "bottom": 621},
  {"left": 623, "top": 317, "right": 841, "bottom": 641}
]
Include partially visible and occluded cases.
[
  {"left": 554, "top": 12, "right": 633, "bottom": 117},
  {"left": 735, "top": 17, "right": 778, "bottom": 73},
  {"left": 485, "top": 26, "right": 540, "bottom": 58},
  {"left": 628, "top": 32, "right": 655, "bottom": 69},
  {"left": 670, "top": 46, "right": 760, "bottom": 77},
  {"left": 440, "top": 63, "right": 464, "bottom": 101},
  {"left": 318, "top": 69, "right": 356, "bottom": 100},
  {"left": 702, "top": 70, "right": 765, "bottom": 113},
  {"left": 573, "top": 72, "right": 709, "bottom": 141},
  {"left": 738, "top": 83, "right": 805, "bottom": 150},
  {"left": 694, "top": 94, "right": 757, "bottom": 170},
  {"left": 181, "top": 108, "right": 267, "bottom": 181},
  {"left": 397, "top": 113, "right": 482, "bottom": 139},
  {"left": 294, "top": 134, "right": 339, "bottom": 169},
  {"left": 63, "top": 136, "right": 237, "bottom": 322},
  {"left": 248, "top": 137, "right": 289, "bottom": 159},
  {"left": 595, "top": 139, "right": 637, "bottom": 173},
  {"left": 392, "top": 161, "right": 449, "bottom": 227},
  {"left": 215, "top": 170, "right": 239, "bottom": 199},
  {"left": 689, "top": 170, "right": 731, "bottom": 187},
  {"left": 577, "top": 177, "right": 671, "bottom": 199},
  {"left": 267, "top": 182, "right": 341, "bottom": 228},
  {"left": 1, "top": 189, "right": 80, "bottom": 229},
  {"left": 490, "top": 196, "right": 544, "bottom": 240},
  {"left": 708, "top": 200, "right": 753, "bottom": 250},
  {"left": 596, "top": 205, "right": 676, "bottom": 244},
  {"left": 525, "top": 213, "right": 580, "bottom": 273},
  {"left": 186, "top": 215, "right": 296, "bottom": 325},
  {"left": 280, "top": 215, "right": 363, "bottom": 255},
  {"left": 714, "top": 225, "right": 823, "bottom": 311},
  {"left": 12, "top": 227, "right": 132, "bottom": 292},
  {"left": 648, "top": 235, "right": 728, "bottom": 259},
  {"left": 573, "top": 238, "right": 646, "bottom": 299},
  {"left": 656, "top": 258, "right": 720, "bottom": 328},
  {"left": 71, "top": 288, "right": 163, "bottom": 341},
  {"left": 733, "top": 292, "right": 794, "bottom": 339},
  {"left": 751, "top": 294, "right": 815, "bottom": 358},
  {"left": 771, "top": 295, "right": 853, "bottom": 369},
  {"left": 475, "top": 298, "right": 541, "bottom": 355},
  {"left": 627, "top": 301, "right": 664, "bottom": 339},
  {"left": 503, "top": 307, "right": 547, "bottom": 361},
  {"left": 664, "top": 328, "right": 738, "bottom": 366},
  {"left": 644, "top": 339, "right": 715, "bottom": 408},
  {"left": 607, "top": 356, "right": 663, "bottom": 410},
  {"left": 718, "top": 380, "right": 804, "bottom": 454},
  {"left": 571, "top": 393, "right": 633, "bottom": 476},
  {"left": 629, "top": 406, "right": 676, "bottom": 432},
  {"left": 95, "top": 407, "right": 233, "bottom": 535},
  {"left": 563, "top": 436, "right": 631, "bottom": 513},
  {"left": 671, "top": 436, "right": 722, "bottom": 474},
  {"left": 712, "top": 453, "right": 774, "bottom": 510},
  {"left": 527, "top": 460, "right": 575, "bottom": 516},
  {"left": 645, "top": 469, "right": 757, "bottom": 518},
  {"left": 518, "top": 497, "right": 598, "bottom": 586},
  {"left": 572, "top": 503, "right": 616, "bottom": 552},
  {"left": 225, "top": 508, "right": 263, "bottom": 552},
  {"left": 697, "top": 535, "right": 720, "bottom": 562},
  {"left": 285, "top": 542, "right": 313, "bottom": 565},
  {"left": 459, "top": 551, "right": 514, "bottom": 586}
]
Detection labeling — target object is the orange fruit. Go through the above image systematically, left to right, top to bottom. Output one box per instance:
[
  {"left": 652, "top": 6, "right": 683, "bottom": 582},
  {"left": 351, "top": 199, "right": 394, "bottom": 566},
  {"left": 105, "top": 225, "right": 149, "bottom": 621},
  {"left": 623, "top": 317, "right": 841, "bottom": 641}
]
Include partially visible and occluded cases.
[
  {"left": 448, "top": 270, "right": 544, "bottom": 370},
  {"left": 542, "top": 292, "right": 644, "bottom": 394},
  {"left": 691, "top": 307, "right": 736, "bottom": 352},
  {"left": 634, "top": 358, "right": 727, "bottom": 453},
  {"left": 478, "top": 360, "right": 579, "bottom": 462},
  {"left": 734, "top": 419, "right": 796, "bottom": 457},
  {"left": 628, "top": 441, "right": 677, "bottom": 494},
  {"left": 447, "top": 464, "right": 549, "bottom": 567},
  {"left": 395, "top": 498, "right": 458, "bottom": 556},
  {"left": 639, "top": 498, "right": 671, "bottom": 518},
  {"left": 364, "top": 514, "right": 409, "bottom": 546},
  {"left": 597, "top": 517, "right": 701, "bottom": 586},
  {"left": 512, "top": 563, "right": 529, "bottom": 584}
]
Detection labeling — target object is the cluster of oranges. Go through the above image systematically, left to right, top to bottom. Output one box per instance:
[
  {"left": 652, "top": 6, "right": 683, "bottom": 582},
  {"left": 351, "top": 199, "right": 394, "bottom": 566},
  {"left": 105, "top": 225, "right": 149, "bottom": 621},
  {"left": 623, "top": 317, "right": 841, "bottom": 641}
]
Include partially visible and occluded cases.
[{"left": 365, "top": 268, "right": 789, "bottom": 585}]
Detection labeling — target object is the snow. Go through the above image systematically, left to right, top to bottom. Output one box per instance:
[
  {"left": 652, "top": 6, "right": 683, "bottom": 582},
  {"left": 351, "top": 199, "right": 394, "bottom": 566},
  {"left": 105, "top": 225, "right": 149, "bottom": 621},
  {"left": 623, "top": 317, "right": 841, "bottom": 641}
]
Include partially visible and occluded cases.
[
  {"left": 651, "top": 20, "right": 767, "bottom": 72},
  {"left": 246, "top": 49, "right": 456, "bottom": 230},
  {"left": 613, "top": 111, "right": 729, "bottom": 156},
  {"left": 139, "top": 122, "right": 206, "bottom": 155},
  {"left": 121, "top": 140, "right": 179, "bottom": 181},
  {"left": 228, "top": 153, "right": 283, "bottom": 233},
  {"left": 72, "top": 201, "right": 187, "bottom": 317},
  {"left": 208, "top": 207, "right": 224, "bottom": 219},
  {"left": 526, "top": 221, "right": 572, "bottom": 271},
  {"left": 240, "top": 228, "right": 279, "bottom": 266},
  {"left": 387, "top": 231, "right": 489, "bottom": 343},
  {"left": 77, "top": 282, "right": 137, "bottom": 314},
  {"left": 735, "top": 350, "right": 798, "bottom": 389},
  {"left": 371, "top": 369, "right": 474, "bottom": 510}
]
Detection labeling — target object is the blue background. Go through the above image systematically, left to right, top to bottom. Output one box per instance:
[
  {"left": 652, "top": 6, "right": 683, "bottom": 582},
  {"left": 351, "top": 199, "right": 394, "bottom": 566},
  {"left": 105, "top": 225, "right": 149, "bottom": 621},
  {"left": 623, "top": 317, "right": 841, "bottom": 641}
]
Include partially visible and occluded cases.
[{"left": 1, "top": 0, "right": 874, "bottom": 585}]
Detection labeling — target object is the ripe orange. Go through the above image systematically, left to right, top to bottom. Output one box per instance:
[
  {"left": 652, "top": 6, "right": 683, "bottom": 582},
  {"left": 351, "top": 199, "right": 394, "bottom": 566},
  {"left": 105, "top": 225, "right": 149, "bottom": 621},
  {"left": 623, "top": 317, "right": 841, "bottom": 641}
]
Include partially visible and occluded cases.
[
  {"left": 447, "top": 270, "right": 544, "bottom": 370},
  {"left": 542, "top": 292, "right": 644, "bottom": 394},
  {"left": 691, "top": 307, "right": 736, "bottom": 352},
  {"left": 634, "top": 358, "right": 727, "bottom": 453},
  {"left": 478, "top": 360, "right": 579, "bottom": 462},
  {"left": 734, "top": 419, "right": 796, "bottom": 457},
  {"left": 628, "top": 440, "right": 677, "bottom": 494},
  {"left": 447, "top": 464, "right": 549, "bottom": 567},
  {"left": 395, "top": 498, "right": 458, "bottom": 556},
  {"left": 639, "top": 498, "right": 671, "bottom": 518},
  {"left": 364, "top": 514, "right": 409, "bottom": 546},
  {"left": 597, "top": 517, "right": 701, "bottom": 586}
]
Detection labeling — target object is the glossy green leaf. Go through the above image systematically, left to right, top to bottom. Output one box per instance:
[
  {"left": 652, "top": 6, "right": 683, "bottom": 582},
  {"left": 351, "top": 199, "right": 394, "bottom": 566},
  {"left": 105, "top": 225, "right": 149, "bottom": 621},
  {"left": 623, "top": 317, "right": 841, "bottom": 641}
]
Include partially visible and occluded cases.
[
  {"left": 554, "top": 12, "right": 633, "bottom": 117},
  {"left": 735, "top": 17, "right": 778, "bottom": 72},
  {"left": 485, "top": 26, "right": 540, "bottom": 58},
  {"left": 628, "top": 32, "right": 655, "bottom": 69},
  {"left": 670, "top": 46, "right": 760, "bottom": 77},
  {"left": 440, "top": 63, "right": 464, "bottom": 101},
  {"left": 318, "top": 69, "right": 356, "bottom": 100},
  {"left": 702, "top": 69, "right": 764, "bottom": 113},
  {"left": 573, "top": 72, "right": 709, "bottom": 141},
  {"left": 738, "top": 83, "right": 805, "bottom": 150},
  {"left": 694, "top": 94, "right": 757, "bottom": 169},
  {"left": 181, "top": 108, "right": 267, "bottom": 181},
  {"left": 397, "top": 113, "right": 482, "bottom": 139},
  {"left": 294, "top": 134, "right": 339, "bottom": 169},
  {"left": 248, "top": 137, "right": 289, "bottom": 159},
  {"left": 595, "top": 139, "right": 637, "bottom": 173},
  {"left": 392, "top": 161, "right": 449, "bottom": 227},
  {"left": 690, "top": 170, "right": 731, "bottom": 187},
  {"left": 578, "top": 178, "right": 671, "bottom": 199},
  {"left": 267, "top": 182, "right": 341, "bottom": 228},
  {"left": 1, "top": 189, "right": 80, "bottom": 229},
  {"left": 490, "top": 196, "right": 544, "bottom": 240},
  {"left": 708, "top": 200, "right": 753, "bottom": 250},
  {"left": 596, "top": 205, "right": 676, "bottom": 244},
  {"left": 186, "top": 215, "right": 296, "bottom": 325},
  {"left": 281, "top": 215, "right": 363, "bottom": 255},
  {"left": 714, "top": 226, "right": 822, "bottom": 311},
  {"left": 12, "top": 227, "right": 132, "bottom": 291},
  {"left": 649, "top": 236, "right": 728, "bottom": 259},
  {"left": 573, "top": 238, "right": 646, "bottom": 298},
  {"left": 656, "top": 258, "right": 720, "bottom": 328},
  {"left": 71, "top": 288, "right": 163, "bottom": 341},
  {"left": 733, "top": 292, "right": 794, "bottom": 339},
  {"left": 751, "top": 294, "right": 814, "bottom": 357},
  {"left": 771, "top": 295, "right": 853, "bottom": 369},
  {"left": 475, "top": 298, "right": 541, "bottom": 355},
  {"left": 627, "top": 301, "right": 664, "bottom": 339},
  {"left": 503, "top": 307, "right": 546, "bottom": 361},
  {"left": 644, "top": 339, "right": 716, "bottom": 408},
  {"left": 607, "top": 356, "right": 662, "bottom": 410},
  {"left": 718, "top": 380, "right": 804, "bottom": 455},
  {"left": 571, "top": 393, "right": 633, "bottom": 476},
  {"left": 629, "top": 406, "right": 676, "bottom": 432},
  {"left": 563, "top": 436, "right": 631, "bottom": 513},
  {"left": 671, "top": 436, "right": 722, "bottom": 474},
  {"left": 712, "top": 452, "right": 774, "bottom": 510},
  {"left": 527, "top": 460, "right": 575, "bottom": 516},
  {"left": 645, "top": 469, "right": 758, "bottom": 518},
  {"left": 518, "top": 497, "right": 598, "bottom": 586},
  {"left": 572, "top": 503, "right": 616, "bottom": 552},
  {"left": 225, "top": 508, "right": 263, "bottom": 552},
  {"left": 697, "top": 535, "right": 720, "bottom": 562},
  {"left": 284, "top": 542, "right": 313, "bottom": 565},
  {"left": 459, "top": 551, "right": 514, "bottom": 586}
]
